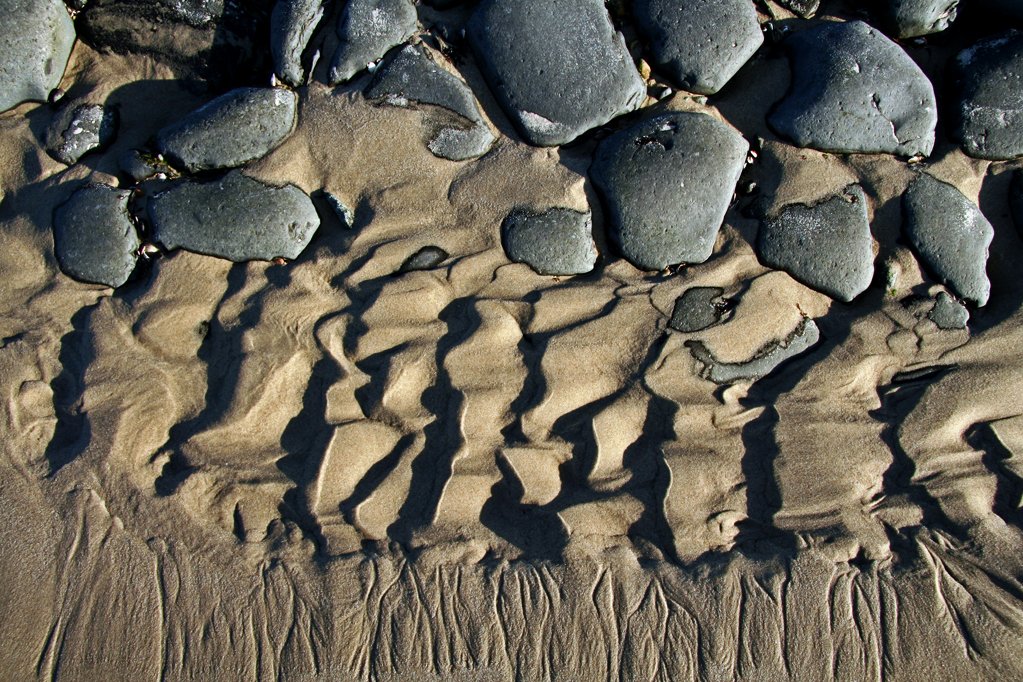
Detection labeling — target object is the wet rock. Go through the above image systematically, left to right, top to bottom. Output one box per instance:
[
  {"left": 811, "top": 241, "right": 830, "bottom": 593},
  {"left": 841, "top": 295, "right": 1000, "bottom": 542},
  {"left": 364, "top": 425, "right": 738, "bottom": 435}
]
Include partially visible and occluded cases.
[
  {"left": 0, "top": 0, "right": 76, "bottom": 113},
  {"left": 271, "top": 0, "right": 325, "bottom": 86},
  {"left": 327, "top": 0, "right": 417, "bottom": 84},
  {"left": 468, "top": 0, "right": 645, "bottom": 147},
  {"left": 632, "top": 0, "right": 763, "bottom": 96},
  {"left": 777, "top": 0, "right": 819, "bottom": 17},
  {"left": 883, "top": 0, "right": 958, "bottom": 38},
  {"left": 769, "top": 20, "right": 937, "bottom": 157},
  {"left": 953, "top": 32, "right": 1023, "bottom": 160},
  {"left": 365, "top": 44, "right": 495, "bottom": 161},
  {"left": 156, "top": 87, "right": 298, "bottom": 172},
  {"left": 45, "top": 101, "right": 118, "bottom": 165},
  {"left": 590, "top": 111, "right": 748, "bottom": 271},
  {"left": 148, "top": 170, "right": 320, "bottom": 261},
  {"left": 1012, "top": 170, "right": 1023, "bottom": 234},
  {"left": 903, "top": 173, "right": 993, "bottom": 306},
  {"left": 53, "top": 183, "right": 140, "bottom": 287},
  {"left": 757, "top": 185, "right": 874, "bottom": 303},
  {"left": 502, "top": 207, "right": 597, "bottom": 276},
  {"left": 397, "top": 245, "right": 449, "bottom": 273},
  {"left": 669, "top": 287, "right": 726, "bottom": 333},
  {"left": 928, "top": 291, "right": 968, "bottom": 330},
  {"left": 687, "top": 318, "right": 820, "bottom": 384}
]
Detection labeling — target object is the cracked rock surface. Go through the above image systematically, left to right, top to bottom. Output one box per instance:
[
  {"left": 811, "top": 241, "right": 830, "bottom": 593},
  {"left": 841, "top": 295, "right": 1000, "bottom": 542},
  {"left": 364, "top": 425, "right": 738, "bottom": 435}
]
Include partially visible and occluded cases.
[{"left": 953, "top": 31, "right": 1023, "bottom": 160}]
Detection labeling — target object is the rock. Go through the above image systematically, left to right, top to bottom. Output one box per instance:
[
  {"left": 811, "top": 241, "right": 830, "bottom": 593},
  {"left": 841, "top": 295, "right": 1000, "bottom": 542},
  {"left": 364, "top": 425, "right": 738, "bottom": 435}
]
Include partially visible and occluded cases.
[
  {"left": 0, "top": 0, "right": 76, "bottom": 113},
  {"left": 271, "top": 0, "right": 325, "bottom": 86},
  {"left": 327, "top": 0, "right": 417, "bottom": 85},
  {"left": 467, "top": 0, "right": 645, "bottom": 147},
  {"left": 632, "top": 0, "right": 763, "bottom": 96},
  {"left": 777, "top": 0, "right": 819, "bottom": 17},
  {"left": 883, "top": 0, "right": 958, "bottom": 38},
  {"left": 769, "top": 20, "right": 937, "bottom": 157},
  {"left": 953, "top": 32, "right": 1023, "bottom": 160},
  {"left": 365, "top": 44, "right": 495, "bottom": 161},
  {"left": 156, "top": 87, "right": 298, "bottom": 172},
  {"left": 45, "top": 101, "right": 118, "bottom": 165},
  {"left": 590, "top": 111, "right": 748, "bottom": 271},
  {"left": 119, "top": 149, "right": 173, "bottom": 183},
  {"left": 148, "top": 170, "right": 320, "bottom": 261},
  {"left": 1012, "top": 170, "right": 1023, "bottom": 234},
  {"left": 903, "top": 173, "right": 993, "bottom": 306},
  {"left": 53, "top": 183, "right": 140, "bottom": 287},
  {"left": 757, "top": 185, "right": 874, "bottom": 303},
  {"left": 324, "top": 192, "right": 355, "bottom": 229},
  {"left": 502, "top": 207, "right": 597, "bottom": 276},
  {"left": 397, "top": 245, "right": 449, "bottom": 273},
  {"left": 669, "top": 287, "right": 727, "bottom": 333},
  {"left": 928, "top": 291, "right": 968, "bottom": 330},
  {"left": 687, "top": 318, "right": 820, "bottom": 384}
]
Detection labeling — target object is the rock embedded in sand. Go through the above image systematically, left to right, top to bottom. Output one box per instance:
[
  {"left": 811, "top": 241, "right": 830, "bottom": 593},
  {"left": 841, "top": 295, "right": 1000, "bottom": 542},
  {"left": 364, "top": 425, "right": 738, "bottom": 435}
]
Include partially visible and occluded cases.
[
  {"left": 0, "top": 0, "right": 76, "bottom": 113},
  {"left": 271, "top": 0, "right": 325, "bottom": 87},
  {"left": 327, "top": 0, "right": 418, "bottom": 85},
  {"left": 467, "top": 0, "right": 646, "bottom": 147},
  {"left": 632, "top": 0, "right": 764, "bottom": 96},
  {"left": 883, "top": 0, "right": 958, "bottom": 38},
  {"left": 769, "top": 20, "right": 937, "bottom": 157},
  {"left": 953, "top": 32, "right": 1023, "bottom": 160},
  {"left": 365, "top": 44, "right": 496, "bottom": 161},
  {"left": 156, "top": 87, "right": 298, "bottom": 172},
  {"left": 45, "top": 101, "right": 118, "bottom": 165},
  {"left": 590, "top": 111, "right": 748, "bottom": 271},
  {"left": 148, "top": 170, "right": 320, "bottom": 262},
  {"left": 903, "top": 173, "right": 993, "bottom": 306},
  {"left": 53, "top": 183, "right": 140, "bottom": 288},
  {"left": 757, "top": 185, "right": 874, "bottom": 303},
  {"left": 502, "top": 207, "right": 598, "bottom": 276},
  {"left": 397, "top": 245, "right": 449, "bottom": 274},
  {"left": 669, "top": 287, "right": 727, "bottom": 333},
  {"left": 928, "top": 291, "right": 969, "bottom": 330},
  {"left": 687, "top": 317, "right": 820, "bottom": 384}
]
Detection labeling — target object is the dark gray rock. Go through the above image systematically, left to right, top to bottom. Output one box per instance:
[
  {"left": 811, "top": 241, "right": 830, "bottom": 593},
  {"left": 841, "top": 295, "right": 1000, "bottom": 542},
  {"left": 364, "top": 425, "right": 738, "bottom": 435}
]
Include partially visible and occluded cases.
[
  {"left": 0, "top": 0, "right": 76, "bottom": 113},
  {"left": 271, "top": 0, "right": 325, "bottom": 86},
  {"left": 327, "top": 0, "right": 417, "bottom": 84},
  {"left": 468, "top": 0, "right": 645, "bottom": 147},
  {"left": 632, "top": 0, "right": 763, "bottom": 96},
  {"left": 777, "top": 0, "right": 819, "bottom": 17},
  {"left": 884, "top": 0, "right": 958, "bottom": 38},
  {"left": 769, "top": 20, "right": 937, "bottom": 157},
  {"left": 953, "top": 32, "right": 1023, "bottom": 160},
  {"left": 365, "top": 44, "right": 495, "bottom": 161},
  {"left": 156, "top": 87, "right": 298, "bottom": 172},
  {"left": 45, "top": 101, "right": 118, "bottom": 165},
  {"left": 590, "top": 111, "right": 748, "bottom": 271},
  {"left": 119, "top": 149, "right": 171, "bottom": 183},
  {"left": 148, "top": 170, "right": 320, "bottom": 261},
  {"left": 1011, "top": 170, "right": 1023, "bottom": 234},
  {"left": 903, "top": 173, "right": 993, "bottom": 306},
  {"left": 53, "top": 183, "right": 140, "bottom": 287},
  {"left": 324, "top": 192, "right": 355, "bottom": 229},
  {"left": 502, "top": 207, "right": 597, "bottom": 276},
  {"left": 398, "top": 245, "right": 449, "bottom": 273},
  {"left": 669, "top": 287, "right": 726, "bottom": 333},
  {"left": 928, "top": 291, "right": 969, "bottom": 330},
  {"left": 687, "top": 318, "right": 820, "bottom": 383}
]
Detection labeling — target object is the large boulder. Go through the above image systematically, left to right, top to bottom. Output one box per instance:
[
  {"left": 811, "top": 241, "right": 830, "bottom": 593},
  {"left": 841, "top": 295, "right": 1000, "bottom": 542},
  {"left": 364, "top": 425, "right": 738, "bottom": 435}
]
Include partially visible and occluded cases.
[
  {"left": 0, "top": 0, "right": 76, "bottom": 113},
  {"left": 953, "top": 32, "right": 1023, "bottom": 160}
]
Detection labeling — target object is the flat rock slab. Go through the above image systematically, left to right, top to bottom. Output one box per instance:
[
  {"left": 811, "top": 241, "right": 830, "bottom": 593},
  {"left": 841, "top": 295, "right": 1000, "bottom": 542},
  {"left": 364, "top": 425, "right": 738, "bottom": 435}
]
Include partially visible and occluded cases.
[
  {"left": 0, "top": 0, "right": 76, "bottom": 113},
  {"left": 271, "top": 0, "right": 325, "bottom": 86},
  {"left": 328, "top": 0, "right": 417, "bottom": 84},
  {"left": 468, "top": 0, "right": 645, "bottom": 147},
  {"left": 632, "top": 0, "right": 763, "bottom": 95},
  {"left": 884, "top": 0, "right": 958, "bottom": 38},
  {"left": 769, "top": 20, "right": 937, "bottom": 157},
  {"left": 953, "top": 32, "right": 1023, "bottom": 160},
  {"left": 365, "top": 45, "right": 495, "bottom": 161},
  {"left": 156, "top": 87, "right": 298, "bottom": 172},
  {"left": 45, "top": 101, "right": 118, "bottom": 165},
  {"left": 591, "top": 111, "right": 748, "bottom": 270},
  {"left": 148, "top": 170, "right": 320, "bottom": 261},
  {"left": 903, "top": 173, "right": 993, "bottom": 306},
  {"left": 53, "top": 183, "right": 140, "bottom": 287},
  {"left": 757, "top": 185, "right": 874, "bottom": 303},
  {"left": 502, "top": 207, "right": 597, "bottom": 276},
  {"left": 669, "top": 287, "right": 726, "bottom": 333},
  {"left": 928, "top": 291, "right": 969, "bottom": 330},
  {"left": 687, "top": 318, "right": 820, "bottom": 384}
]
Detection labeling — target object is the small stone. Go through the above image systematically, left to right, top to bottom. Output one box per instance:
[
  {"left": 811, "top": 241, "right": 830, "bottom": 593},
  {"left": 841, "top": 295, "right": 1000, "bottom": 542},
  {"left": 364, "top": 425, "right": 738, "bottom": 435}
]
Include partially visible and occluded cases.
[
  {"left": 0, "top": 0, "right": 76, "bottom": 113},
  {"left": 271, "top": 0, "right": 325, "bottom": 87},
  {"left": 327, "top": 0, "right": 418, "bottom": 85},
  {"left": 467, "top": 0, "right": 645, "bottom": 146},
  {"left": 632, "top": 0, "right": 764, "bottom": 96},
  {"left": 777, "top": 0, "right": 819, "bottom": 17},
  {"left": 883, "top": 0, "right": 958, "bottom": 38},
  {"left": 769, "top": 20, "right": 937, "bottom": 157},
  {"left": 953, "top": 32, "right": 1023, "bottom": 160},
  {"left": 365, "top": 44, "right": 495, "bottom": 161},
  {"left": 156, "top": 87, "right": 298, "bottom": 172},
  {"left": 45, "top": 101, "right": 118, "bottom": 165},
  {"left": 590, "top": 111, "right": 748, "bottom": 271},
  {"left": 119, "top": 149, "right": 166, "bottom": 183},
  {"left": 148, "top": 170, "right": 320, "bottom": 262},
  {"left": 903, "top": 173, "right": 993, "bottom": 306},
  {"left": 53, "top": 183, "right": 140, "bottom": 287},
  {"left": 324, "top": 192, "right": 355, "bottom": 229},
  {"left": 502, "top": 207, "right": 598, "bottom": 276},
  {"left": 397, "top": 246, "right": 449, "bottom": 273},
  {"left": 669, "top": 287, "right": 727, "bottom": 333},
  {"left": 928, "top": 291, "right": 969, "bottom": 330},
  {"left": 687, "top": 318, "right": 820, "bottom": 384}
]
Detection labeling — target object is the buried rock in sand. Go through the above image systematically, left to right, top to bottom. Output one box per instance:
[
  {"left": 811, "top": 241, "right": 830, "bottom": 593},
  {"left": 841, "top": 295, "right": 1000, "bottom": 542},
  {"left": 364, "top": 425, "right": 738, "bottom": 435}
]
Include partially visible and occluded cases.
[
  {"left": 501, "top": 207, "right": 598, "bottom": 276},
  {"left": 669, "top": 286, "right": 729, "bottom": 333},
  {"left": 687, "top": 317, "right": 820, "bottom": 384}
]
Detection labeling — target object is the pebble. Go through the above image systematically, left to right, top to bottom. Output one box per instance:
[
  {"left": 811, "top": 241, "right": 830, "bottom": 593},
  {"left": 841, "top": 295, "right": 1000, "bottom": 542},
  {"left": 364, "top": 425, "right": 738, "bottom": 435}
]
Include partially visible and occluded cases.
[
  {"left": 0, "top": 0, "right": 76, "bottom": 113},
  {"left": 271, "top": 0, "right": 325, "bottom": 87},
  {"left": 327, "top": 0, "right": 418, "bottom": 85},
  {"left": 467, "top": 0, "right": 645, "bottom": 147},
  {"left": 632, "top": 0, "right": 764, "bottom": 96},
  {"left": 778, "top": 0, "right": 819, "bottom": 17},
  {"left": 883, "top": 0, "right": 958, "bottom": 38},
  {"left": 769, "top": 20, "right": 937, "bottom": 157},
  {"left": 953, "top": 31, "right": 1023, "bottom": 160},
  {"left": 156, "top": 87, "right": 298, "bottom": 172},
  {"left": 45, "top": 101, "right": 118, "bottom": 165},
  {"left": 590, "top": 111, "right": 748, "bottom": 271},
  {"left": 148, "top": 170, "right": 320, "bottom": 262},
  {"left": 903, "top": 173, "right": 993, "bottom": 306},
  {"left": 53, "top": 183, "right": 140, "bottom": 288},
  {"left": 324, "top": 192, "right": 355, "bottom": 229},
  {"left": 502, "top": 207, "right": 598, "bottom": 276},
  {"left": 397, "top": 246, "right": 449, "bottom": 274},
  {"left": 669, "top": 287, "right": 727, "bottom": 333},
  {"left": 928, "top": 291, "right": 969, "bottom": 330},
  {"left": 687, "top": 318, "right": 820, "bottom": 384}
]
